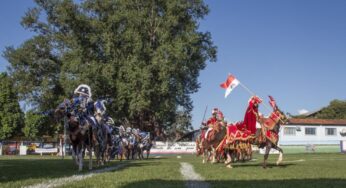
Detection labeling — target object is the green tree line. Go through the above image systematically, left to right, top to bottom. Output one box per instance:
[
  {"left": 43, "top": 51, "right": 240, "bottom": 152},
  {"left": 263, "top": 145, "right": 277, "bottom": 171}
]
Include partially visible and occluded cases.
[{"left": 1, "top": 0, "right": 217, "bottom": 140}]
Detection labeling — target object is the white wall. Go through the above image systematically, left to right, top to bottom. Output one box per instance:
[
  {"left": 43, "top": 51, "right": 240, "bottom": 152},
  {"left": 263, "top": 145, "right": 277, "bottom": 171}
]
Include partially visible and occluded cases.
[{"left": 279, "top": 125, "right": 346, "bottom": 145}]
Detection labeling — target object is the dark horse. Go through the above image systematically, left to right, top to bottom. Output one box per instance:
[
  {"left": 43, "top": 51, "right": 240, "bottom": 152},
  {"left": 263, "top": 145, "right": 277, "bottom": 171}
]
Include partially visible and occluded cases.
[
  {"left": 55, "top": 99, "right": 97, "bottom": 171},
  {"left": 94, "top": 99, "right": 113, "bottom": 164},
  {"left": 256, "top": 107, "right": 289, "bottom": 168},
  {"left": 137, "top": 131, "right": 153, "bottom": 159}
]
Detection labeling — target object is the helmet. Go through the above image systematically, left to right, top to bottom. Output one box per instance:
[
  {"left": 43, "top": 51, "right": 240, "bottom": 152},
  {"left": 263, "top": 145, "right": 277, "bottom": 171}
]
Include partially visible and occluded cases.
[
  {"left": 74, "top": 84, "right": 92, "bottom": 97},
  {"left": 248, "top": 96, "right": 262, "bottom": 105},
  {"left": 212, "top": 108, "right": 219, "bottom": 115},
  {"left": 126, "top": 127, "right": 132, "bottom": 133}
]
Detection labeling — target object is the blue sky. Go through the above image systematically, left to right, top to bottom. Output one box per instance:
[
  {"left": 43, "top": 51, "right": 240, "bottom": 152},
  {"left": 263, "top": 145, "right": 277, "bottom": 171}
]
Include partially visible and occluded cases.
[{"left": 1, "top": 0, "right": 346, "bottom": 130}]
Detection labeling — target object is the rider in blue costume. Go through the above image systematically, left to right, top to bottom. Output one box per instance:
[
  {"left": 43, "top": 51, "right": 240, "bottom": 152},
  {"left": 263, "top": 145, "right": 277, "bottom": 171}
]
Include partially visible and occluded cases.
[{"left": 72, "top": 84, "right": 98, "bottom": 144}]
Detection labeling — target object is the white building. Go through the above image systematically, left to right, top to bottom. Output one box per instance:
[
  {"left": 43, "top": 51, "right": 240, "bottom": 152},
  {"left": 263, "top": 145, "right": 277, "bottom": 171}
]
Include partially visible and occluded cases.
[{"left": 279, "top": 118, "right": 346, "bottom": 145}]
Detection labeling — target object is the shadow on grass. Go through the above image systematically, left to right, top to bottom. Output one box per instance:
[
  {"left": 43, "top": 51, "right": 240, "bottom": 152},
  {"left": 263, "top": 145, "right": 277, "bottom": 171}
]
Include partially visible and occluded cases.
[
  {"left": 0, "top": 156, "right": 162, "bottom": 184},
  {"left": 196, "top": 160, "right": 296, "bottom": 169},
  {"left": 121, "top": 179, "right": 346, "bottom": 188}
]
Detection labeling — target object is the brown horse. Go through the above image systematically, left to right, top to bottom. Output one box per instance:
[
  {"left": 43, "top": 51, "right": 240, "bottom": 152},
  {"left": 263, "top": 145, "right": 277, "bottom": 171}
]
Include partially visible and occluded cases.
[
  {"left": 55, "top": 99, "right": 94, "bottom": 171},
  {"left": 256, "top": 107, "right": 289, "bottom": 168},
  {"left": 198, "top": 122, "right": 227, "bottom": 164}
]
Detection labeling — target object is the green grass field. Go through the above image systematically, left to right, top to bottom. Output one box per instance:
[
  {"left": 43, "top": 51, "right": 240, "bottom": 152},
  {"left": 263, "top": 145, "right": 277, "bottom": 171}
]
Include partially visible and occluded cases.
[{"left": 0, "top": 153, "right": 346, "bottom": 188}]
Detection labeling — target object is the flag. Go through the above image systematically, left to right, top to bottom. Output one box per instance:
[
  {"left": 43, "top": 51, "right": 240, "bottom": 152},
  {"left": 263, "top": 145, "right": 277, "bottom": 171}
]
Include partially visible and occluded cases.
[
  {"left": 220, "top": 74, "right": 240, "bottom": 98},
  {"left": 268, "top": 95, "right": 276, "bottom": 108}
]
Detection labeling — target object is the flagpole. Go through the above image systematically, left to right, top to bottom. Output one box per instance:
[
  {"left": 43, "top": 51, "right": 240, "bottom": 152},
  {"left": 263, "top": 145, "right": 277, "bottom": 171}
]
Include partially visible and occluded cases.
[{"left": 238, "top": 80, "right": 286, "bottom": 124}]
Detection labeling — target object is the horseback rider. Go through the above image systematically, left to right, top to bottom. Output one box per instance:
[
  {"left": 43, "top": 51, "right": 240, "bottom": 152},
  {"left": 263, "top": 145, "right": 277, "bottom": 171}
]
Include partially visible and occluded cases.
[
  {"left": 71, "top": 84, "right": 99, "bottom": 144},
  {"left": 73, "top": 84, "right": 94, "bottom": 117},
  {"left": 244, "top": 96, "right": 262, "bottom": 136},
  {"left": 94, "top": 99, "right": 114, "bottom": 146},
  {"left": 204, "top": 108, "right": 219, "bottom": 140}
]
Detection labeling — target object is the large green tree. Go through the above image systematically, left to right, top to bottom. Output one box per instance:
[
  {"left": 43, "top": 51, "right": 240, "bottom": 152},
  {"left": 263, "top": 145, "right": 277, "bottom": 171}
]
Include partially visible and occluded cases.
[
  {"left": 4, "top": 0, "right": 216, "bottom": 135},
  {"left": 0, "top": 73, "right": 24, "bottom": 139},
  {"left": 312, "top": 100, "right": 346, "bottom": 119},
  {"left": 23, "top": 110, "right": 56, "bottom": 139}
]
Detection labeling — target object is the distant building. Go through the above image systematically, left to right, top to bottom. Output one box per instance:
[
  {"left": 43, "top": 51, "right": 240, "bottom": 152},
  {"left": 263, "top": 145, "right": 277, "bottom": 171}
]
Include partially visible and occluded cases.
[{"left": 279, "top": 118, "right": 346, "bottom": 145}]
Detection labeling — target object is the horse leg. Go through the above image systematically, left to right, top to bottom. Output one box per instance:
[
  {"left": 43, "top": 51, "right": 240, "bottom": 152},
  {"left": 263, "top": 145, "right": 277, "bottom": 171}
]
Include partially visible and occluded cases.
[
  {"left": 263, "top": 143, "right": 271, "bottom": 169},
  {"left": 78, "top": 145, "right": 83, "bottom": 171},
  {"left": 88, "top": 145, "right": 92, "bottom": 170},
  {"left": 273, "top": 145, "right": 284, "bottom": 165},
  {"left": 72, "top": 146, "right": 78, "bottom": 165},
  {"left": 202, "top": 148, "right": 206, "bottom": 164},
  {"left": 211, "top": 148, "right": 217, "bottom": 164},
  {"left": 146, "top": 149, "right": 150, "bottom": 159},
  {"left": 225, "top": 149, "right": 233, "bottom": 168}
]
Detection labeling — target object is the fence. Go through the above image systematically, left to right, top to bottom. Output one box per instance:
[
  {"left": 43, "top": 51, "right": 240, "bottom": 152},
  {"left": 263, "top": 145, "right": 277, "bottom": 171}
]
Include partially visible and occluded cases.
[{"left": 0, "top": 141, "right": 61, "bottom": 156}]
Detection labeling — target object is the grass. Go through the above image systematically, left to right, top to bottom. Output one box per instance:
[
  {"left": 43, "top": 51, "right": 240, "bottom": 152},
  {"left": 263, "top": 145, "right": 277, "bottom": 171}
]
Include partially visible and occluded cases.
[
  {"left": 0, "top": 153, "right": 346, "bottom": 188},
  {"left": 188, "top": 153, "right": 346, "bottom": 188}
]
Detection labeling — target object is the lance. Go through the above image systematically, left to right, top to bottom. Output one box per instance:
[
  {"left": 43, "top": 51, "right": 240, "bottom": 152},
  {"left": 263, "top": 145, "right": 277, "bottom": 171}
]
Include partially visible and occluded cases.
[{"left": 200, "top": 105, "right": 208, "bottom": 130}]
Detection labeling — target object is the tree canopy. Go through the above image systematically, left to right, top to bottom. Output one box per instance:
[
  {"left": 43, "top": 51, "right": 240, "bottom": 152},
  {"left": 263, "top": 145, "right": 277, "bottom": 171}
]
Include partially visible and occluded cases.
[
  {"left": 4, "top": 0, "right": 216, "bottom": 136},
  {"left": 0, "top": 73, "right": 24, "bottom": 140},
  {"left": 310, "top": 100, "right": 346, "bottom": 119}
]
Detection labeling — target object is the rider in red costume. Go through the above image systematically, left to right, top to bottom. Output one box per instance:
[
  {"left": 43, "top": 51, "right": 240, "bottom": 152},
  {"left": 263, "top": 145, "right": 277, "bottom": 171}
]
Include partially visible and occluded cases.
[{"left": 243, "top": 96, "right": 262, "bottom": 135}]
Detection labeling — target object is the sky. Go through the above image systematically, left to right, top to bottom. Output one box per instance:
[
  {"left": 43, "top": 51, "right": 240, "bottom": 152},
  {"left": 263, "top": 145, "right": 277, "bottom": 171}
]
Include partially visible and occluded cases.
[{"left": 1, "top": 0, "right": 346, "bottom": 130}]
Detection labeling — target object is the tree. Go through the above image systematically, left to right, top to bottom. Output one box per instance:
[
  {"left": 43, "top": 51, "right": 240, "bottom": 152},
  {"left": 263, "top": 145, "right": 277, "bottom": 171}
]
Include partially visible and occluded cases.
[
  {"left": 4, "top": 0, "right": 217, "bottom": 136},
  {"left": 0, "top": 73, "right": 24, "bottom": 139},
  {"left": 293, "top": 99, "right": 346, "bottom": 119},
  {"left": 313, "top": 100, "right": 346, "bottom": 119},
  {"left": 23, "top": 110, "right": 55, "bottom": 139}
]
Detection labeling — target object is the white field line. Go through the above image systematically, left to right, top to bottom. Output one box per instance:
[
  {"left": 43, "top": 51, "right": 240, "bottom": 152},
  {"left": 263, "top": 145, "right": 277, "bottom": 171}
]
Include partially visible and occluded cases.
[
  {"left": 309, "top": 158, "right": 346, "bottom": 161},
  {"left": 282, "top": 159, "right": 305, "bottom": 163},
  {"left": 180, "top": 162, "right": 209, "bottom": 188},
  {"left": 23, "top": 163, "right": 127, "bottom": 188}
]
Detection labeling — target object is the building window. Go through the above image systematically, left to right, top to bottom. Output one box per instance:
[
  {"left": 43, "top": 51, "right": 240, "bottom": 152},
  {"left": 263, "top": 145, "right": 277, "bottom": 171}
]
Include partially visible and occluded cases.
[
  {"left": 284, "top": 127, "right": 296, "bottom": 135},
  {"left": 305, "top": 128, "right": 316, "bottom": 135},
  {"left": 325, "top": 128, "right": 336, "bottom": 136}
]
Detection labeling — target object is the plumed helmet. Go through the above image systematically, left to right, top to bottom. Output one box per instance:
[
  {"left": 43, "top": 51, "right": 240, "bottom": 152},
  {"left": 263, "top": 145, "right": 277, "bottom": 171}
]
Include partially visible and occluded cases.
[
  {"left": 74, "top": 84, "right": 92, "bottom": 97},
  {"left": 248, "top": 96, "right": 262, "bottom": 105},
  {"left": 212, "top": 108, "right": 219, "bottom": 115},
  {"left": 126, "top": 127, "right": 132, "bottom": 133},
  {"left": 132, "top": 128, "right": 138, "bottom": 135}
]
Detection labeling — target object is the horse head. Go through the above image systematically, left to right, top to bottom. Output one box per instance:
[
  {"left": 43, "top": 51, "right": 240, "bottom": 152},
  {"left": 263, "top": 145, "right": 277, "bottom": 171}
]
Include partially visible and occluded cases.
[
  {"left": 54, "top": 99, "right": 72, "bottom": 120},
  {"left": 54, "top": 99, "right": 80, "bottom": 130},
  {"left": 94, "top": 99, "right": 107, "bottom": 115},
  {"left": 271, "top": 107, "right": 289, "bottom": 132}
]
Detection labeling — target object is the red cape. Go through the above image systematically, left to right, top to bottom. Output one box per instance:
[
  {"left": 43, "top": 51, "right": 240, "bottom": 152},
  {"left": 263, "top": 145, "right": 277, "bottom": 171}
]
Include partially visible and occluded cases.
[{"left": 243, "top": 103, "right": 258, "bottom": 135}]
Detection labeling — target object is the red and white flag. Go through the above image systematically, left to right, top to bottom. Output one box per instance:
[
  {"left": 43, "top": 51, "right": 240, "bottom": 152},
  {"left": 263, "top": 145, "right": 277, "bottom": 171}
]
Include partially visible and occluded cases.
[{"left": 220, "top": 74, "right": 240, "bottom": 98}]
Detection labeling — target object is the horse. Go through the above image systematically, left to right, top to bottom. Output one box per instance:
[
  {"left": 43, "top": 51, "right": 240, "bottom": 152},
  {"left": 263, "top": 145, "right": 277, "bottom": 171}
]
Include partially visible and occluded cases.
[
  {"left": 54, "top": 99, "right": 95, "bottom": 171},
  {"left": 94, "top": 100, "right": 113, "bottom": 164},
  {"left": 256, "top": 107, "right": 289, "bottom": 168},
  {"left": 198, "top": 122, "right": 227, "bottom": 164},
  {"left": 109, "top": 125, "right": 126, "bottom": 161},
  {"left": 137, "top": 131, "right": 153, "bottom": 159},
  {"left": 195, "top": 133, "right": 212, "bottom": 163}
]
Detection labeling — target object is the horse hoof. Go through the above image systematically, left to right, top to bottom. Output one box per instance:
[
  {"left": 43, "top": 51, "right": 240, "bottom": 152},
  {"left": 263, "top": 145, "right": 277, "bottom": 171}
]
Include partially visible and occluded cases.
[{"left": 226, "top": 164, "right": 233, "bottom": 169}]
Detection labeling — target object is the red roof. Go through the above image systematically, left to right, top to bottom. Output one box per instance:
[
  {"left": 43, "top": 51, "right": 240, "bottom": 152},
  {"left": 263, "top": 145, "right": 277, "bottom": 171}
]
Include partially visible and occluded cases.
[{"left": 288, "top": 118, "right": 346, "bottom": 125}]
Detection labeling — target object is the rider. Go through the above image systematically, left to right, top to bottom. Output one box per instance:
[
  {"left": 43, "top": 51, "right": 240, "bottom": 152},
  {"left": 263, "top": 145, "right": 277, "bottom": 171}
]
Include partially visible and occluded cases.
[
  {"left": 72, "top": 84, "right": 98, "bottom": 144},
  {"left": 72, "top": 84, "right": 94, "bottom": 118},
  {"left": 243, "top": 96, "right": 262, "bottom": 135},
  {"left": 94, "top": 99, "right": 115, "bottom": 145},
  {"left": 204, "top": 108, "right": 219, "bottom": 140}
]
